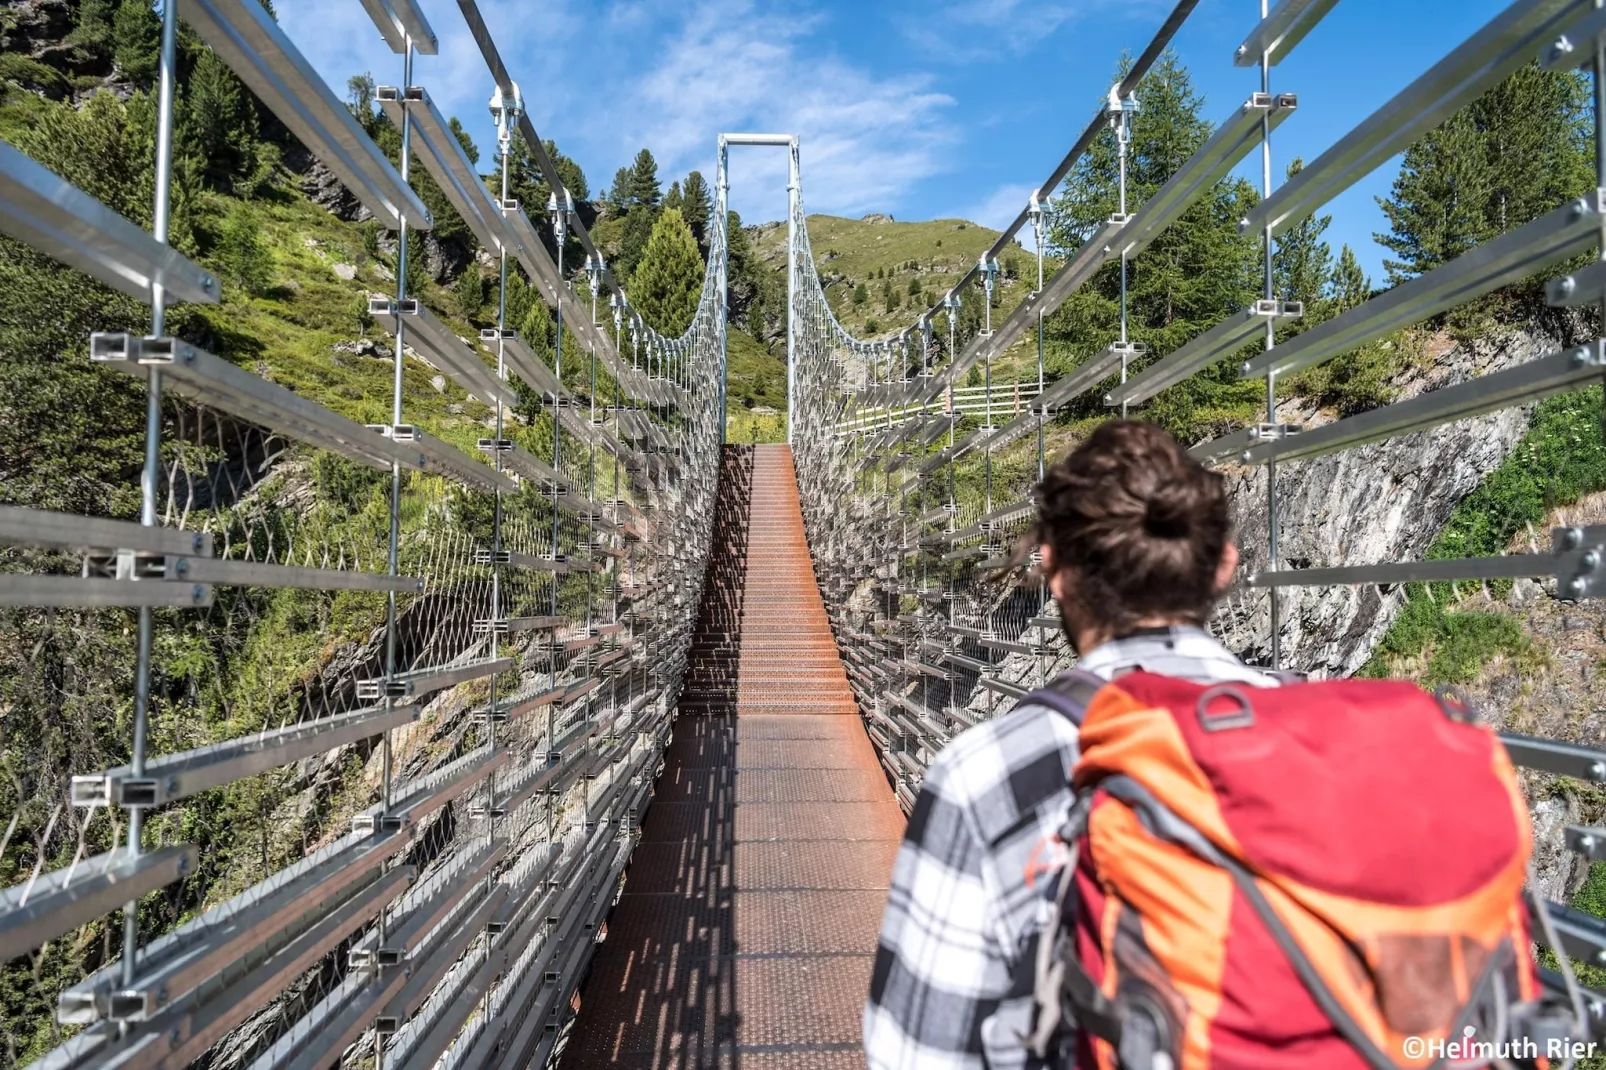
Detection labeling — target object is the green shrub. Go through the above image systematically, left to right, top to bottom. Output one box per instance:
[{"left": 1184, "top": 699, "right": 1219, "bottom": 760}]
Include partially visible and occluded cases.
[
  {"left": 0, "top": 55, "right": 68, "bottom": 98},
  {"left": 212, "top": 204, "right": 271, "bottom": 295},
  {"left": 1365, "top": 385, "right": 1606, "bottom": 681}
]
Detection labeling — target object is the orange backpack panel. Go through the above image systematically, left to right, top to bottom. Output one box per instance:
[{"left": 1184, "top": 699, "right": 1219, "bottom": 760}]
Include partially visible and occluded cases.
[{"left": 1070, "top": 672, "right": 1537, "bottom": 1070}]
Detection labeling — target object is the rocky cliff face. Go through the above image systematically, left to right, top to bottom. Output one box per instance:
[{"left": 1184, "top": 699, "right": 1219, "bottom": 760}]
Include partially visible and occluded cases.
[{"left": 1218, "top": 324, "right": 1565, "bottom": 677}]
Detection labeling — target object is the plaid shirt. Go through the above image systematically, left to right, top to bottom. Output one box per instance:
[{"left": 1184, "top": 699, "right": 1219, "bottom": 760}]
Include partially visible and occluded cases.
[{"left": 863, "top": 626, "right": 1280, "bottom": 1070}]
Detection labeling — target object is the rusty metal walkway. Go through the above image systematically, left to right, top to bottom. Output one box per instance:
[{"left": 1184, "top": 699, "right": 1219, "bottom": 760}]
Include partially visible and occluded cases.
[{"left": 565, "top": 444, "right": 904, "bottom": 1068}]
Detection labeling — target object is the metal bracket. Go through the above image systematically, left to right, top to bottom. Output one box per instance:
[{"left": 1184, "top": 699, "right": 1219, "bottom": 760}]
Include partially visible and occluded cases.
[
  {"left": 1238, "top": 422, "right": 1306, "bottom": 462},
  {"left": 1556, "top": 525, "right": 1606, "bottom": 600},
  {"left": 353, "top": 812, "right": 408, "bottom": 834},
  {"left": 348, "top": 947, "right": 404, "bottom": 970}
]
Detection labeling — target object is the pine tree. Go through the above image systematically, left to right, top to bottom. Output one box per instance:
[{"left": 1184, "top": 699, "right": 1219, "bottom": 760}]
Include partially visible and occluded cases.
[
  {"left": 69, "top": 0, "right": 119, "bottom": 57},
  {"left": 112, "top": 0, "right": 161, "bottom": 87},
  {"left": 183, "top": 49, "right": 267, "bottom": 195},
  {"left": 1046, "top": 51, "right": 1261, "bottom": 438},
  {"left": 1377, "top": 63, "right": 1591, "bottom": 281},
  {"left": 347, "top": 74, "right": 377, "bottom": 131},
  {"left": 1375, "top": 112, "right": 1494, "bottom": 282},
  {"left": 448, "top": 117, "right": 479, "bottom": 165},
  {"left": 510, "top": 138, "right": 588, "bottom": 211},
  {"left": 628, "top": 149, "right": 661, "bottom": 210},
  {"left": 1273, "top": 158, "right": 1333, "bottom": 323},
  {"left": 606, "top": 167, "right": 633, "bottom": 215},
  {"left": 681, "top": 171, "right": 712, "bottom": 247},
  {"left": 663, "top": 180, "right": 684, "bottom": 216},
  {"left": 214, "top": 203, "right": 270, "bottom": 294},
  {"left": 618, "top": 207, "right": 658, "bottom": 283},
  {"left": 631, "top": 208, "right": 701, "bottom": 335},
  {"left": 724, "top": 210, "right": 775, "bottom": 341},
  {"left": 1328, "top": 245, "right": 1371, "bottom": 312},
  {"left": 455, "top": 267, "right": 485, "bottom": 319},
  {"left": 907, "top": 276, "right": 922, "bottom": 296},
  {"left": 853, "top": 282, "right": 868, "bottom": 307}
]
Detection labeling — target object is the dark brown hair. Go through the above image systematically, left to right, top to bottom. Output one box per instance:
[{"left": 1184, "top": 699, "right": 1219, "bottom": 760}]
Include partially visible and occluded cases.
[{"left": 1030, "top": 420, "right": 1230, "bottom": 634}]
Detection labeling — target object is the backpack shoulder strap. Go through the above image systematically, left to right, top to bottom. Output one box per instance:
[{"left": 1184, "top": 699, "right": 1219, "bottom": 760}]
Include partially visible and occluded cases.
[{"left": 1019, "top": 668, "right": 1105, "bottom": 727}]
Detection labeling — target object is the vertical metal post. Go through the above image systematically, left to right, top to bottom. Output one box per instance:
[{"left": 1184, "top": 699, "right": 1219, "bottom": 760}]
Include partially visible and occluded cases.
[
  {"left": 123, "top": 0, "right": 180, "bottom": 986},
  {"left": 1260, "top": 0, "right": 1281, "bottom": 671},
  {"left": 1594, "top": 0, "right": 1606, "bottom": 440},
  {"left": 375, "top": 37, "right": 416, "bottom": 1070},
  {"left": 382, "top": 40, "right": 416, "bottom": 818},
  {"left": 488, "top": 81, "right": 518, "bottom": 818},
  {"left": 1115, "top": 90, "right": 1133, "bottom": 420},
  {"left": 718, "top": 140, "right": 730, "bottom": 444},
  {"left": 786, "top": 140, "right": 801, "bottom": 446},
  {"left": 550, "top": 193, "right": 567, "bottom": 678},
  {"left": 1032, "top": 195, "right": 1046, "bottom": 485},
  {"left": 982, "top": 261, "right": 995, "bottom": 515}
]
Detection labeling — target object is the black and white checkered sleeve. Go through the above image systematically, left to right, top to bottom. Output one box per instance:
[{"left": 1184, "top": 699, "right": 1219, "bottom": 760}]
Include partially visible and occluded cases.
[{"left": 863, "top": 743, "right": 1015, "bottom": 1070}]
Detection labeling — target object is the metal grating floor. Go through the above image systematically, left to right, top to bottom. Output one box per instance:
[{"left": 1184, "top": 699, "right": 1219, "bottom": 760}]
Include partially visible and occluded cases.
[{"left": 565, "top": 445, "right": 903, "bottom": 1069}]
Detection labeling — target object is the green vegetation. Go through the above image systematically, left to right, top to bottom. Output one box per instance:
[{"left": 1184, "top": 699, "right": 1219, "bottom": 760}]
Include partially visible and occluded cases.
[
  {"left": 1379, "top": 65, "right": 1593, "bottom": 282},
  {"left": 631, "top": 207, "right": 702, "bottom": 335},
  {"left": 1364, "top": 387, "right": 1606, "bottom": 684}
]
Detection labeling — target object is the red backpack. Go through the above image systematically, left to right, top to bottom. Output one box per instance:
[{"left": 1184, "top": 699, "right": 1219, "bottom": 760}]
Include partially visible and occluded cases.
[{"left": 997, "top": 670, "right": 1587, "bottom": 1069}]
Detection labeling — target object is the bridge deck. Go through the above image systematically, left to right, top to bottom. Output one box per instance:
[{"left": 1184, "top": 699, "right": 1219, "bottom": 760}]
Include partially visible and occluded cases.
[{"left": 567, "top": 444, "right": 902, "bottom": 1068}]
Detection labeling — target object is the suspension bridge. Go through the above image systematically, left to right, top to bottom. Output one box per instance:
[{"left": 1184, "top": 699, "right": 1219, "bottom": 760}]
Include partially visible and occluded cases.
[{"left": 5, "top": 0, "right": 1606, "bottom": 1067}]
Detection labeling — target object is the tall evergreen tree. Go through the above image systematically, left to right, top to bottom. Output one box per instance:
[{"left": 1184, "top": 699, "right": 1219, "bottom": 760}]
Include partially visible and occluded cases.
[
  {"left": 69, "top": 0, "right": 119, "bottom": 56},
  {"left": 112, "top": 0, "right": 161, "bottom": 87},
  {"left": 183, "top": 48, "right": 268, "bottom": 195},
  {"left": 1047, "top": 51, "right": 1261, "bottom": 437},
  {"left": 1377, "top": 64, "right": 1592, "bottom": 281},
  {"left": 347, "top": 73, "right": 377, "bottom": 131},
  {"left": 448, "top": 117, "right": 478, "bottom": 165},
  {"left": 506, "top": 138, "right": 588, "bottom": 265},
  {"left": 628, "top": 149, "right": 661, "bottom": 210},
  {"left": 1273, "top": 158, "right": 1334, "bottom": 325},
  {"left": 605, "top": 167, "right": 633, "bottom": 216},
  {"left": 681, "top": 171, "right": 712, "bottom": 247},
  {"left": 663, "top": 180, "right": 684, "bottom": 216},
  {"left": 631, "top": 208, "right": 702, "bottom": 334},
  {"left": 724, "top": 210, "right": 775, "bottom": 342},
  {"left": 1328, "top": 245, "right": 1371, "bottom": 311}
]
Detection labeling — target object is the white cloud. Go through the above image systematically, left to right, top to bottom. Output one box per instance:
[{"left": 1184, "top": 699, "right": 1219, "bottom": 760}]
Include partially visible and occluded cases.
[
  {"left": 279, "top": 0, "right": 956, "bottom": 222},
  {"left": 622, "top": 0, "right": 958, "bottom": 220},
  {"left": 900, "top": 0, "right": 1161, "bottom": 62},
  {"left": 957, "top": 182, "right": 1037, "bottom": 243}
]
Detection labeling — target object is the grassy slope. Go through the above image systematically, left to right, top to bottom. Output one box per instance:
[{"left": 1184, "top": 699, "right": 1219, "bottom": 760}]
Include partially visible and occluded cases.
[{"left": 769, "top": 215, "right": 1053, "bottom": 361}]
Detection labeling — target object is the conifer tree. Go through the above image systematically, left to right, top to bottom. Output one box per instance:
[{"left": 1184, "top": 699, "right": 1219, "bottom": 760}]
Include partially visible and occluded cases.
[
  {"left": 112, "top": 0, "right": 161, "bottom": 88},
  {"left": 184, "top": 49, "right": 266, "bottom": 195},
  {"left": 1046, "top": 51, "right": 1261, "bottom": 436},
  {"left": 1377, "top": 64, "right": 1591, "bottom": 281},
  {"left": 448, "top": 117, "right": 478, "bottom": 165},
  {"left": 628, "top": 149, "right": 661, "bottom": 210},
  {"left": 1273, "top": 158, "right": 1333, "bottom": 324},
  {"left": 606, "top": 167, "right": 633, "bottom": 216},
  {"left": 681, "top": 171, "right": 712, "bottom": 247},
  {"left": 664, "top": 180, "right": 684, "bottom": 216},
  {"left": 631, "top": 208, "right": 702, "bottom": 335},
  {"left": 1328, "top": 245, "right": 1371, "bottom": 312},
  {"left": 455, "top": 267, "right": 485, "bottom": 319},
  {"left": 853, "top": 282, "right": 868, "bottom": 307}
]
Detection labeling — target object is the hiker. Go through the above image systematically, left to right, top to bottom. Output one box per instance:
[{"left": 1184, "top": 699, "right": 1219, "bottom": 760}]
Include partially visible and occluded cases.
[{"left": 863, "top": 420, "right": 1572, "bottom": 1070}]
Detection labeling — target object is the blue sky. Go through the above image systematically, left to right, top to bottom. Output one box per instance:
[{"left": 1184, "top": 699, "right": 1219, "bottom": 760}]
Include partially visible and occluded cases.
[{"left": 282, "top": 0, "right": 1519, "bottom": 284}]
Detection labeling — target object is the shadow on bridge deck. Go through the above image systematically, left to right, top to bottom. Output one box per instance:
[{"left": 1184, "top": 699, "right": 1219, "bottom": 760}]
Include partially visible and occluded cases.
[{"left": 563, "top": 444, "right": 904, "bottom": 1068}]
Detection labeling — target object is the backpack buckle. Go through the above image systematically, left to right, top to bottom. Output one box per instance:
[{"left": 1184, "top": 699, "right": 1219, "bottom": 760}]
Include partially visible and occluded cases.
[{"left": 1197, "top": 685, "right": 1254, "bottom": 732}]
